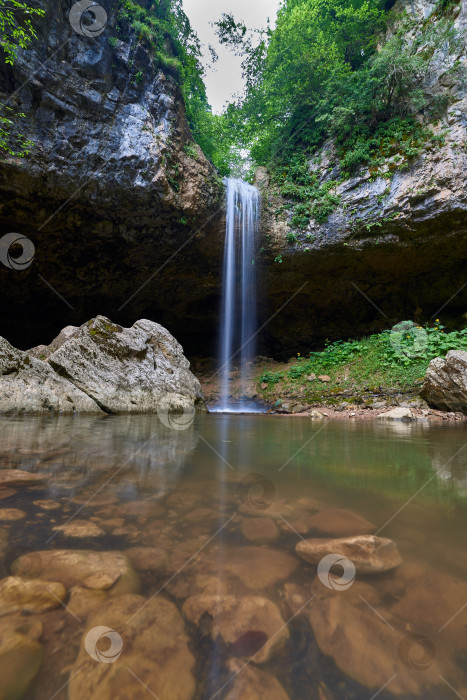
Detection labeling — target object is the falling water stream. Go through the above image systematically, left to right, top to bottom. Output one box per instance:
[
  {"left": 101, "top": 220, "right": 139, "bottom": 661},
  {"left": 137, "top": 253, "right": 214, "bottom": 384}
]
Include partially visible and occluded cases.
[{"left": 216, "top": 178, "right": 261, "bottom": 412}]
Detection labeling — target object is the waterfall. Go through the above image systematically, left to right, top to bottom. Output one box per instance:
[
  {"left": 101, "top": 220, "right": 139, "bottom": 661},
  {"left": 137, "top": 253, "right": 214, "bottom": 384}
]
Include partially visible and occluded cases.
[{"left": 217, "top": 178, "right": 260, "bottom": 412}]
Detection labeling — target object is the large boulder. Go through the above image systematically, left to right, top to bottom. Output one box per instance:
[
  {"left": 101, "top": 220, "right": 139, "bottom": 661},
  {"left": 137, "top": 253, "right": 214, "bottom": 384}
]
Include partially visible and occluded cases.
[
  {"left": 0, "top": 315, "right": 204, "bottom": 414},
  {"left": 44, "top": 315, "right": 204, "bottom": 413},
  {"left": 0, "top": 336, "right": 102, "bottom": 414},
  {"left": 421, "top": 350, "right": 467, "bottom": 412},
  {"left": 0, "top": 577, "right": 66, "bottom": 616},
  {"left": 307, "top": 580, "right": 441, "bottom": 696},
  {"left": 68, "top": 594, "right": 196, "bottom": 700},
  {"left": 0, "top": 616, "right": 43, "bottom": 700}
]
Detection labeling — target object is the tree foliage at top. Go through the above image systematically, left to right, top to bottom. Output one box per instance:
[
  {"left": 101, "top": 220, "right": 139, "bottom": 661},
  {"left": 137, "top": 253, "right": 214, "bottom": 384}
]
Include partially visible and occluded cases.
[
  {"left": 0, "top": 0, "right": 43, "bottom": 64},
  {"left": 213, "top": 0, "right": 459, "bottom": 175}
]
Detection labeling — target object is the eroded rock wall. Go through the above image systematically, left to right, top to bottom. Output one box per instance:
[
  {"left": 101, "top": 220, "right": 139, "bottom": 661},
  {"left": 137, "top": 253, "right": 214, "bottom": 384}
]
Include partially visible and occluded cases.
[
  {"left": 0, "top": 0, "right": 224, "bottom": 354},
  {"left": 0, "top": 0, "right": 466, "bottom": 360},
  {"left": 256, "top": 0, "right": 467, "bottom": 357}
]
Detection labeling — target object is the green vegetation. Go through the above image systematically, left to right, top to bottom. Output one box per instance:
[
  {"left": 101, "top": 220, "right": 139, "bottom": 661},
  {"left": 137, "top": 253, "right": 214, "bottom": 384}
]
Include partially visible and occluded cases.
[
  {"left": 0, "top": 0, "right": 44, "bottom": 158},
  {"left": 0, "top": 0, "right": 43, "bottom": 64},
  {"left": 115, "top": 0, "right": 221, "bottom": 162},
  {"left": 211, "top": 0, "right": 460, "bottom": 211},
  {"left": 273, "top": 153, "right": 342, "bottom": 228},
  {"left": 259, "top": 321, "right": 467, "bottom": 402}
]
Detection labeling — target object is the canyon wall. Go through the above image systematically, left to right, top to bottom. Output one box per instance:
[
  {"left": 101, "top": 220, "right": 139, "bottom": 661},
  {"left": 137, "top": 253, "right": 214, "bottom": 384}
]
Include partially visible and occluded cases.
[
  {"left": 0, "top": 0, "right": 224, "bottom": 355},
  {"left": 0, "top": 0, "right": 466, "bottom": 360},
  {"left": 256, "top": 0, "right": 467, "bottom": 357}
]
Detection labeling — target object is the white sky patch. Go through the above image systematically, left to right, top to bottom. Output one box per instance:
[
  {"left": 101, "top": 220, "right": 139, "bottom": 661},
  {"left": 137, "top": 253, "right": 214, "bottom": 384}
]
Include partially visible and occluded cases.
[{"left": 182, "top": 0, "right": 281, "bottom": 114}]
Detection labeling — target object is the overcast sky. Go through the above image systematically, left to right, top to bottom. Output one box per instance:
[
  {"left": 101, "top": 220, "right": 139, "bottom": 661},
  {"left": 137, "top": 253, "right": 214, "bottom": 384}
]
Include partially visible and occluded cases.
[{"left": 182, "top": 0, "right": 281, "bottom": 113}]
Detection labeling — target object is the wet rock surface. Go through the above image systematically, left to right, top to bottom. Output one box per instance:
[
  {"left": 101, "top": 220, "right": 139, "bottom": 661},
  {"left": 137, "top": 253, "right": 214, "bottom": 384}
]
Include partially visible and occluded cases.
[
  {"left": 296, "top": 535, "right": 402, "bottom": 574},
  {"left": 12, "top": 550, "right": 140, "bottom": 596},
  {"left": 0, "top": 577, "right": 66, "bottom": 616},
  {"left": 68, "top": 594, "right": 196, "bottom": 700},
  {"left": 182, "top": 594, "right": 289, "bottom": 664},
  {"left": 0, "top": 615, "right": 43, "bottom": 700},
  {"left": 225, "top": 659, "right": 291, "bottom": 700}
]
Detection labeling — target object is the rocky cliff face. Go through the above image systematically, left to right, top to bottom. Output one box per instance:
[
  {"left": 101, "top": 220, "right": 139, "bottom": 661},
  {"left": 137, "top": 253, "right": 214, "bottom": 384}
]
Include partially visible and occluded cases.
[
  {"left": 0, "top": 0, "right": 224, "bottom": 355},
  {"left": 1, "top": 0, "right": 466, "bottom": 361},
  {"left": 256, "top": 0, "right": 467, "bottom": 357}
]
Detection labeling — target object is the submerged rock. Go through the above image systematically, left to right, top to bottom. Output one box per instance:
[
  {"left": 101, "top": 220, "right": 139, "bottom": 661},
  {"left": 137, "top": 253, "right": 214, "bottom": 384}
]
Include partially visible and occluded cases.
[
  {"left": 421, "top": 350, "right": 467, "bottom": 412},
  {"left": 0, "top": 470, "right": 45, "bottom": 488},
  {"left": 33, "top": 500, "right": 61, "bottom": 511},
  {"left": 119, "top": 500, "right": 166, "bottom": 518},
  {"left": 0, "top": 509, "right": 25, "bottom": 521},
  {"left": 306, "top": 509, "right": 376, "bottom": 537},
  {"left": 240, "top": 517, "right": 280, "bottom": 542},
  {"left": 52, "top": 520, "right": 105, "bottom": 538},
  {"left": 296, "top": 535, "right": 402, "bottom": 574},
  {"left": 125, "top": 546, "right": 169, "bottom": 573},
  {"left": 224, "top": 546, "right": 298, "bottom": 589},
  {"left": 11, "top": 550, "right": 140, "bottom": 596},
  {"left": 0, "top": 577, "right": 66, "bottom": 616},
  {"left": 308, "top": 581, "right": 440, "bottom": 695},
  {"left": 67, "top": 586, "right": 107, "bottom": 619},
  {"left": 69, "top": 594, "right": 196, "bottom": 700},
  {"left": 182, "top": 594, "right": 289, "bottom": 663},
  {"left": 0, "top": 615, "right": 43, "bottom": 700},
  {"left": 225, "top": 659, "right": 290, "bottom": 700}
]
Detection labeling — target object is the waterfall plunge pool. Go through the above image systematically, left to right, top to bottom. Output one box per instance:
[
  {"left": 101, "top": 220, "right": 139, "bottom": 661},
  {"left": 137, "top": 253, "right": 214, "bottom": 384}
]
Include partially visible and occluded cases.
[{"left": 1, "top": 412, "right": 466, "bottom": 700}]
